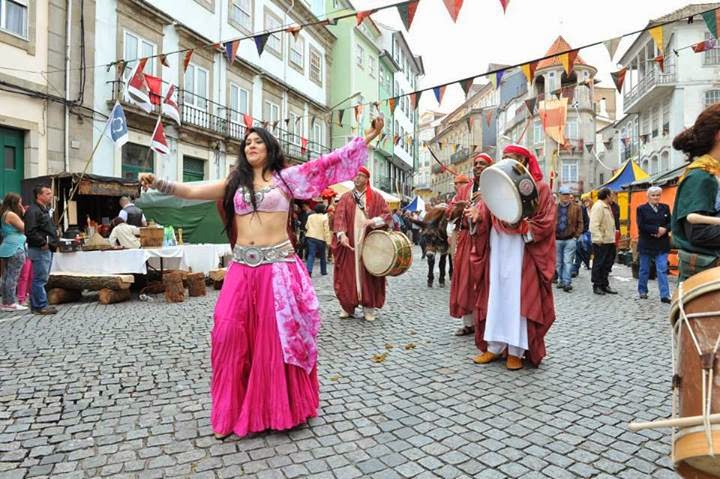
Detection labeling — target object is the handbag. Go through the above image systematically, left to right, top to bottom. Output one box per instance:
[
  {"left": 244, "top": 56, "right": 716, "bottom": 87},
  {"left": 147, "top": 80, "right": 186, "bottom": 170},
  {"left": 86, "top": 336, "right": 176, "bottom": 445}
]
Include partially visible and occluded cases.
[{"left": 678, "top": 249, "right": 720, "bottom": 280}]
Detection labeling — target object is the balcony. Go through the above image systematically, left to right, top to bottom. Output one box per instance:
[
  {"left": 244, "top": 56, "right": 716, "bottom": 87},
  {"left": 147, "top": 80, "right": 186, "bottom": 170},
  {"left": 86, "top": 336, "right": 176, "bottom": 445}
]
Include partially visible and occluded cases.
[
  {"left": 623, "top": 66, "right": 676, "bottom": 114},
  {"left": 109, "top": 81, "right": 329, "bottom": 161},
  {"left": 450, "top": 147, "right": 471, "bottom": 165}
]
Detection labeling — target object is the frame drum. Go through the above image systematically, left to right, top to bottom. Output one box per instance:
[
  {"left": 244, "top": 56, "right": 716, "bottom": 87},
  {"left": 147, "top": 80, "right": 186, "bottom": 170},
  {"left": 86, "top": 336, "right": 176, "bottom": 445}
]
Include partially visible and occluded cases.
[
  {"left": 479, "top": 159, "right": 539, "bottom": 224},
  {"left": 362, "top": 230, "right": 413, "bottom": 277}
]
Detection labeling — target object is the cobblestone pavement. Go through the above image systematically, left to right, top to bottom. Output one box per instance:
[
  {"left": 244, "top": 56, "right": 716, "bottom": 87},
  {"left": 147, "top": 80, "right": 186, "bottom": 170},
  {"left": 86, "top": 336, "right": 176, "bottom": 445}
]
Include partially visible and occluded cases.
[{"left": 0, "top": 246, "right": 679, "bottom": 478}]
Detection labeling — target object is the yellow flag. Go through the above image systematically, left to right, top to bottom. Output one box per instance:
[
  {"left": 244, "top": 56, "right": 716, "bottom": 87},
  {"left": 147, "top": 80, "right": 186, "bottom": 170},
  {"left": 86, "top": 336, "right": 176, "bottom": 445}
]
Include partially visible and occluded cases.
[
  {"left": 649, "top": 26, "right": 664, "bottom": 55},
  {"left": 521, "top": 61, "right": 537, "bottom": 84}
]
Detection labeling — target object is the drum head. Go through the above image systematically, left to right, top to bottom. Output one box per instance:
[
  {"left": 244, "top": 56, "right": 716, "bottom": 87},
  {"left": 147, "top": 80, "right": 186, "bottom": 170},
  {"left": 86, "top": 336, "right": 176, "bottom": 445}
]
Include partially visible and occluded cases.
[
  {"left": 479, "top": 167, "right": 523, "bottom": 224},
  {"left": 362, "top": 231, "right": 394, "bottom": 276}
]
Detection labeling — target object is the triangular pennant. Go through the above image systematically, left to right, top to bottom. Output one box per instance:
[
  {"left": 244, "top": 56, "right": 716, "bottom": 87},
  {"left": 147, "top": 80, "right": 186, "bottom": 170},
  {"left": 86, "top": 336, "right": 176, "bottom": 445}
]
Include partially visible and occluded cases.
[
  {"left": 443, "top": 0, "right": 464, "bottom": 23},
  {"left": 499, "top": 0, "right": 510, "bottom": 13},
  {"left": 397, "top": 1, "right": 419, "bottom": 31},
  {"left": 356, "top": 10, "right": 372, "bottom": 26},
  {"left": 703, "top": 10, "right": 719, "bottom": 38},
  {"left": 689, "top": 15, "right": 695, "bottom": 24},
  {"left": 286, "top": 26, "right": 302, "bottom": 39},
  {"left": 649, "top": 26, "right": 664, "bottom": 55},
  {"left": 255, "top": 34, "right": 271, "bottom": 56},
  {"left": 603, "top": 37, "right": 621, "bottom": 60},
  {"left": 692, "top": 38, "right": 717, "bottom": 52},
  {"left": 225, "top": 40, "right": 240, "bottom": 65},
  {"left": 182, "top": 50, "right": 194, "bottom": 73},
  {"left": 560, "top": 50, "right": 579, "bottom": 76},
  {"left": 159, "top": 54, "right": 170, "bottom": 68},
  {"left": 655, "top": 54, "right": 665, "bottom": 73},
  {"left": 123, "top": 58, "right": 152, "bottom": 113},
  {"left": 116, "top": 61, "right": 127, "bottom": 79},
  {"left": 521, "top": 61, "right": 538, "bottom": 83},
  {"left": 610, "top": 67, "right": 627, "bottom": 93},
  {"left": 460, "top": 78, "right": 474, "bottom": 96},
  {"left": 161, "top": 84, "right": 181, "bottom": 126},
  {"left": 433, "top": 86, "right": 447, "bottom": 105},
  {"left": 410, "top": 91, "right": 421, "bottom": 110},
  {"left": 388, "top": 97, "right": 397, "bottom": 114},
  {"left": 525, "top": 98, "right": 537, "bottom": 115},
  {"left": 338, "top": 110, "right": 344, "bottom": 127},
  {"left": 485, "top": 110, "right": 493, "bottom": 126},
  {"left": 243, "top": 113, "right": 253, "bottom": 129},
  {"left": 466, "top": 116, "right": 474, "bottom": 132},
  {"left": 150, "top": 117, "right": 169, "bottom": 156},
  {"left": 284, "top": 118, "right": 290, "bottom": 126},
  {"left": 261, "top": 120, "right": 269, "bottom": 129},
  {"left": 272, "top": 120, "right": 279, "bottom": 129},
  {"left": 394, "top": 134, "right": 400, "bottom": 145},
  {"left": 301, "top": 137, "right": 308, "bottom": 155},
  {"left": 438, "top": 142, "right": 444, "bottom": 150},
  {"left": 585, "top": 143, "right": 594, "bottom": 154}
]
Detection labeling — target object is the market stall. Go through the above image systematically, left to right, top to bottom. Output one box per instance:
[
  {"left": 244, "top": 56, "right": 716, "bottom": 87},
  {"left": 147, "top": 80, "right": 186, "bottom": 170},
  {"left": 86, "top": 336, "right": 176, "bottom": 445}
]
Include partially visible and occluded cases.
[{"left": 329, "top": 180, "right": 402, "bottom": 210}]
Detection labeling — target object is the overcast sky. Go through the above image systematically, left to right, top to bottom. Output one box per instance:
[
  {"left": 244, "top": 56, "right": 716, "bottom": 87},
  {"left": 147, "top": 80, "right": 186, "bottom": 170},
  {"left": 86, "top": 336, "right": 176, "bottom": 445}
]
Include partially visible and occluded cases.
[{"left": 351, "top": 0, "right": 713, "bottom": 114}]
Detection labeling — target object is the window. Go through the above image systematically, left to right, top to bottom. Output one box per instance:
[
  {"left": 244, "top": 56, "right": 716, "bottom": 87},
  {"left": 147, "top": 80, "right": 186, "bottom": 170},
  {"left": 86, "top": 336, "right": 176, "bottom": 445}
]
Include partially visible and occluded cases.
[
  {"left": 0, "top": 0, "right": 27, "bottom": 38},
  {"left": 230, "top": 0, "right": 252, "bottom": 32},
  {"left": 264, "top": 10, "right": 282, "bottom": 57},
  {"left": 124, "top": 31, "right": 155, "bottom": 80},
  {"left": 705, "top": 33, "right": 720, "bottom": 65},
  {"left": 289, "top": 35, "right": 304, "bottom": 70},
  {"left": 355, "top": 44, "right": 364, "bottom": 68},
  {"left": 309, "top": 47, "right": 323, "bottom": 85},
  {"left": 368, "top": 56, "right": 376, "bottom": 78},
  {"left": 184, "top": 64, "right": 209, "bottom": 110},
  {"left": 229, "top": 83, "right": 249, "bottom": 122},
  {"left": 706, "top": 90, "right": 720, "bottom": 108},
  {"left": 662, "top": 97, "right": 671, "bottom": 133},
  {"left": 263, "top": 100, "right": 280, "bottom": 124},
  {"left": 651, "top": 104, "right": 659, "bottom": 138},
  {"left": 641, "top": 111, "right": 650, "bottom": 135},
  {"left": 289, "top": 112, "right": 302, "bottom": 143},
  {"left": 533, "top": 119, "right": 543, "bottom": 144},
  {"left": 565, "top": 119, "right": 578, "bottom": 140},
  {"left": 311, "top": 121, "right": 324, "bottom": 146},
  {"left": 122, "top": 143, "right": 153, "bottom": 180},
  {"left": 661, "top": 151, "right": 670, "bottom": 172},
  {"left": 650, "top": 155, "right": 659, "bottom": 175},
  {"left": 183, "top": 156, "right": 206, "bottom": 182},
  {"left": 561, "top": 160, "right": 578, "bottom": 183}
]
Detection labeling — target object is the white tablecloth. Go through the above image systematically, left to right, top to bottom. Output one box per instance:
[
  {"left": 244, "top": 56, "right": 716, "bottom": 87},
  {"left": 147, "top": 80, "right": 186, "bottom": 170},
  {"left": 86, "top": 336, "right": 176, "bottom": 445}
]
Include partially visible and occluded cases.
[{"left": 51, "top": 244, "right": 231, "bottom": 275}]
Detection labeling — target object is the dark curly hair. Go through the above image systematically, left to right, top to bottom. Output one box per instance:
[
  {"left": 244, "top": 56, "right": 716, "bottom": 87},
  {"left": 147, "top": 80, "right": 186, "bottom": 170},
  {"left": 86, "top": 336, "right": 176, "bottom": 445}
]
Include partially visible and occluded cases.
[{"left": 673, "top": 103, "right": 720, "bottom": 159}]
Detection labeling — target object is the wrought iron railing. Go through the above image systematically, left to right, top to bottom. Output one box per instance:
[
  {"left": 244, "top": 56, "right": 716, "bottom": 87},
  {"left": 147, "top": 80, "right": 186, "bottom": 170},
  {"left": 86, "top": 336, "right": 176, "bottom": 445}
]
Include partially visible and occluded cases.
[{"left": 623, "top": 65, "right": 676, "bottom": 108}]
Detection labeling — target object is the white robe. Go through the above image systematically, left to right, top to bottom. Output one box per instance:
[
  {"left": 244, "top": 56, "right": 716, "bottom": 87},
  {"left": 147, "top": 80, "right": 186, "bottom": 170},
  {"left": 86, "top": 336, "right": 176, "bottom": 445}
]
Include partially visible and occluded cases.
[{"left": 484, "top": 227, "right": 528, "bottom": 355}]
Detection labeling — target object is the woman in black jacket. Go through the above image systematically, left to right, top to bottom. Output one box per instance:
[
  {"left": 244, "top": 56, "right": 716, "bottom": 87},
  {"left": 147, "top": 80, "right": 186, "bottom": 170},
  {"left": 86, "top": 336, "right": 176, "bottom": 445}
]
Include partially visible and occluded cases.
[{"left": 636, "top": 186, "right": 671, "bottom": 303}]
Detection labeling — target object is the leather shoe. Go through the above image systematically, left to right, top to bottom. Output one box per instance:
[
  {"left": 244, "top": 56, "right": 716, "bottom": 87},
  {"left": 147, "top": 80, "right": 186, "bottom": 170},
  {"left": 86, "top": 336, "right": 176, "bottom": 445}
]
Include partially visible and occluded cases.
[
  {"left": 563, "top": 285, "right": 573, "bottom": 292},
  {"left": 593, "top": 286, "right": 606, "bottom": 295},
  {"left": 602, "top": 286, "right": 618, "bottom": 294},
  {"left": 639, "top": 293, "right": 648, "bottom": 299},
  {"left": 661, "top": 297, "right": 671, "bottom": 304},
  {"left": 339, "top": 310, "right": 353, "bottom": 319},
  {"left": 473, "top": 351, "right": 499, "bottom": 364},
  {"left": 506, "top": 355, "right": 523, "bottom": 370}
]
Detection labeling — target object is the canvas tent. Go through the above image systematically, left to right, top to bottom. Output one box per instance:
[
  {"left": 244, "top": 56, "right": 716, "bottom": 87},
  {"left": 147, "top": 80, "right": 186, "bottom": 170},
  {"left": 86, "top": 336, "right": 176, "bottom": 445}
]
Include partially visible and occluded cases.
[
  {"left": 599, "top": 159, "right": 649, "bottom": 192},
  {"left": 329, "top": 181, "right": 401, "bottom": 209}
]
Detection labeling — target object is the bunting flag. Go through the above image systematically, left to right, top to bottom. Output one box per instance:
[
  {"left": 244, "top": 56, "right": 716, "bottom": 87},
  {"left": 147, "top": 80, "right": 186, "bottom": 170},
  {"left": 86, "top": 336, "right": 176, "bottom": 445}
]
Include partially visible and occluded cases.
[
  {"left": 443, "top": 0, "right": 464, "bottom": 23},
  {"left": 499, "top": 0, "right": 510, "bottom": 13},
  {"left": 397, "top": 1, "right": 419, "bottom": 30},
  {"left": 356, "top": 10, "right": 372, "bottom": 26},
  {"left": 703, "top": 10, "right": 720, "bottom": 38},
  {"left": 323, "top": 17, "right": 337, "bottom": 26},
  {"left": 286, "top": 25, "right": 302, "bottom": 39},
  {"left": 649, "top": 25, "right": 664, "bottom": 55},
  {"left": 255, "top": 34, "right": 271, "bottom": 56},
  {"left": 603, "top": 37, "right": 621, "bottom": 60},
  {"left": 692, "top": 38, "right": 717, "bottom": 52},
  {"left": 224, "top": 40, "right": 240, "bottom": 64},
  {"left": 183, "top": 50, "right": 194, "bottom": 72},
  {"left": 560, "top": 50, "right": 579, "bottom": 76},
  {"left": 159, "top": 54, "right": 170, "bottom": 68},
  {"left": 655, "top": 54, "right": 665, "bottom": 72},
  {"left": 123, "top": 58, "right": 152, "bottom": 113},
  {"left": 115, "top": 61, "right": 127, "bottom": 79},
  {"left": 521, "top": 61, "right": 538, "bottom": 83},
  {"left": 611, "top": 67, "right": 628, "bottom": 93},
  {"left": 489, "top": 69, "right": 505, "bottom": 90},
  {"left": 144, "top": 74, "right": 163, "bottom": 106},
  {"left": 460, "top": 78, "right": 474, "bottom": 96},
  {"left": 161, "top": 84, "right": 181, "bottom": 126},
  {"left": 433, "top": 86, "right": 447, "bottom": 105},
  {"left": 410, "top": 91, "right": 421, "bottom": 110},
  {"left": 389, "top": 97, "right": 397, "bottom": 113},
  {"left": 525, "top": 97, "right": 537, "bottom": 115},
  {"left": 539, "top": 97, "right": 568, "bottom": 145},
  {"left": 106, "top": 102, "right": 129, "bottom": 148},
  {"left": 354, "top": 104, "right": 363, "bottom": 123},
  {"left": 338, "top": 110, "right": 344, "bottom": 127},
  {"left": 485, "top": 110, "right": 493, "bottom": 126},
  {"left": 243, "top": 113, "right": 253, "bottom": 129},
  {"left": 466, "top": 116, "right": 474, "bottom": 132},
  {"left": 150, "top": 117, "right": 169, "bottom": 156},
  {"left": 284, "top": 118, "right": 290, "bottom": 126},
  {"left": 261, "top": 120, "right": 269, "bottom": 129},
  {"left": 272, "top": 120, "right": 279, "bottom": 129},
  {"left": 394, "top": 134, "right": 400, "bottom": 145},
  {"left": 301, "top": 137, "right": 308, "bottom": 155},
  {"left": 603, "top": 139, "right": 612, "bottom": 150},
  {"left": 438, "top": 142, "right": 444, "bottom": 150},
  {"left": 451, "top": 143, "right": 458, "bottom": 153},
  {"left": 585, "top": 143, "right": 594, "bottom": 154}
]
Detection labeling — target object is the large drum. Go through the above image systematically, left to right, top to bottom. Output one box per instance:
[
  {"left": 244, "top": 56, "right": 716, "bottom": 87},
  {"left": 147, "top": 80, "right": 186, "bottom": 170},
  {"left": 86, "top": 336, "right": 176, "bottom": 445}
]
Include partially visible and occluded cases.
[
  {"left": 479, "top": 159, "right": 539, "bottom": 224},
  {"left": 362, "top": 230, "right": 413, "bottom": 277},
  {"left": 669, "top": 267, "right": 720, "bottom": 478}
]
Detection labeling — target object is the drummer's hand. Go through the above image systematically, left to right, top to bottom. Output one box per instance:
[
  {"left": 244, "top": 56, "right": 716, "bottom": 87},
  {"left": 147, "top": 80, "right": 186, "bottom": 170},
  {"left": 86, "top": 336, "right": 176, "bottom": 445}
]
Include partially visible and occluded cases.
[
  {"left": 139, "top": 173, "right": 156, "bottom": 191},
  {"left": 471, "top": 191, "right": 482, "bottom": 202},
  {"left": 454, "top": 200, "right": 469, "bottom": 211},
  {"left": 466, "top": 206, "right": 480, "bottom": 223},
  {"left": 340, "top": 235, "right": 354, "bottom": 250}
]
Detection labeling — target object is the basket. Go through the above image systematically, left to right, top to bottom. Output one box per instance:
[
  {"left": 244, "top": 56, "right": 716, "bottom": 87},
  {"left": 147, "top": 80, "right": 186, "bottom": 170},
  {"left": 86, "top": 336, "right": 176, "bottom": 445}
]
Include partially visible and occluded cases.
[{"left": 140, "top": 227, "right": 164, "bottom": 248}]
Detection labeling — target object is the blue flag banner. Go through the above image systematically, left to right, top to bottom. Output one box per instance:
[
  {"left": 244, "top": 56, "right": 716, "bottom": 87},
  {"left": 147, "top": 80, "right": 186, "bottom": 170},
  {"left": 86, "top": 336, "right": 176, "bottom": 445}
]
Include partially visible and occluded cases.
[{"left": 107, "top": 102, "right": 129, "bottom": 148}]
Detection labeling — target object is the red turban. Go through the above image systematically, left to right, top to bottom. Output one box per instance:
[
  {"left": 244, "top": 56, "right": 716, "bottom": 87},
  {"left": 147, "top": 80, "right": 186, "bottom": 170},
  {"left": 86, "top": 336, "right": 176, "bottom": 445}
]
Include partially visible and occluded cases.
[
  {"left": 503, "top": 144, "right": 543, "bottom": 182},
  {"left": 473, "top": 153, "right": 494, "bottom": 165},
  {"left": 356, "top": 166, "right": 374, "bottom": 207},
  {"left": 454, "top": 174, "right": 470, "bottom": 184}
]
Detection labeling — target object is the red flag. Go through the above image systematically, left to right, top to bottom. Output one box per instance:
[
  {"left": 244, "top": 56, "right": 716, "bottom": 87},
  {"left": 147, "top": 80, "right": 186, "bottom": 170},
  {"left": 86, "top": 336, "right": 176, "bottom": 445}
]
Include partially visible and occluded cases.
[
  {"left": 443, "top": 0, "right": 464, "bottom": 23},
  {"left": 499, "top": 0, "right": 510, "bottom": 13},
  {"left": 397, "top": 1, "right": 419, "bottom": 30},
  {"left": 356, "top": 10, "right": 372, "bottom": 26},
  {"left": 286, "top": 25, "right": 302, "bottom": 39},
  {"left": 183, "top": 50, "right": 194, "bottom": 73},
  {"left": 159, "top": 54, "right": 170, "bottom": 68},
  {"left": 655, "top": 54, "right": 665, "bottom": 73},
  {"left": 124, "top": 58, "right": 152, "bottom": 113},
  {"left": 611, "top": 67, "right": 627, "bottom": 93},
  {"left": 144, "top": 74, "right": 163, "bottom": 106},
  {"left": 161, "top": 84, "right": 181, "bottom": 126},
  {"left": 410, "top": 92, "right": 420, "bottom": 110},
  {"left": 389, "top": 97, "right": 397, "bottom": 113},
  {"left": 243, "top": 113, "right": 253, "bottom": 129},
  {"left": 150, "top": 117, "right": 169, "bottom": 156},
  {"left": 393, "top": 134, "right": 400, "bottom": 145},
  {"left": 301, "top": 137, "right": 308, "bottom": 155}
]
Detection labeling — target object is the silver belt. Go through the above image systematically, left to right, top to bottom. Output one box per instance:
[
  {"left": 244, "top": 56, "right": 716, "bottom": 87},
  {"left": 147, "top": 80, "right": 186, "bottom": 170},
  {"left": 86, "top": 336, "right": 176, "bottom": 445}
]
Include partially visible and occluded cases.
[{"left": 232, "top": 240, "right": 295, "bottom": 267}]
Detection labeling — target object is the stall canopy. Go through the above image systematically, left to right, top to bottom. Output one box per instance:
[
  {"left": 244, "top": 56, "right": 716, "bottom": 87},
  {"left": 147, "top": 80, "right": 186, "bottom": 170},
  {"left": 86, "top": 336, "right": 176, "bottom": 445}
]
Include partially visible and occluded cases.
[
  {"left": 599, "top": 159, "right": 649, "bottom": 192},
  {"left": 625, "top": 162, "right": 688, "bottom": 189},
  {"left": 329, "top": 181, "right": 401, "bottom": 208},
  {"left": 135, "top": 184, "right": 227, "bottom": 244},
  {"left": 403, "top": 196, "right": 426, "bottom": 213}
]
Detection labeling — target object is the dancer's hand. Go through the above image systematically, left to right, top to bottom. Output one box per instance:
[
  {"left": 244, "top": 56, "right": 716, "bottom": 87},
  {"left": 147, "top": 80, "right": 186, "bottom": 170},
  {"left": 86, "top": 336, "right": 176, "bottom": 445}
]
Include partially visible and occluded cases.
[
  {"left": 364, "top": 116, "right": 385, "bottom": 144},
  {"left": 139, "top": 173, "right": 156, "bottom": 191}
]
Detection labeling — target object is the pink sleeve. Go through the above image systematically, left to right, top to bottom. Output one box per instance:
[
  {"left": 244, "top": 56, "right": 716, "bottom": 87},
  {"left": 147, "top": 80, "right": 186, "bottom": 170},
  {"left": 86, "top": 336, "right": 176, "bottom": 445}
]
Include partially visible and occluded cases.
[{"left": 278, "top": 137, "right": 368, "bottom": 200}]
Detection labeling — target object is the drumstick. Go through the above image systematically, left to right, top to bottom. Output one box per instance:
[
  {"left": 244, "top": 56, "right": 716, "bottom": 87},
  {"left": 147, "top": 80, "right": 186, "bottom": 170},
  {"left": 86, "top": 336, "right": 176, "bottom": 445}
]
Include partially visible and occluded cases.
[{"left": 629, "top": 413, "right": 720, "bottom": 431}]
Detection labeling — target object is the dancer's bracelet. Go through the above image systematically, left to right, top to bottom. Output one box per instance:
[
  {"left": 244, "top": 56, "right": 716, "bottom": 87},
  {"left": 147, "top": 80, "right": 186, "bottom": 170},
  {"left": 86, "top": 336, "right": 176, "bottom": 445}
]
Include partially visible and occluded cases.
[{"left": 155, "top": 179, "right": 177, "bottom": 195}]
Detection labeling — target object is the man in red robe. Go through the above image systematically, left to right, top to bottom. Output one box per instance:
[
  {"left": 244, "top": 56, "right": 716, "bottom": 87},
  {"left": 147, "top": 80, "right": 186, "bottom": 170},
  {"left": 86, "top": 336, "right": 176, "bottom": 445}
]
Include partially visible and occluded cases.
[
  {"left": 473, "top": 144, "right": 556, "bottom": 370},
  {"left": 447, "top": 153, "right": 493, "bottom": 336},
  {"left": 332, "top": 167, "right": 392, "bottom": 322}
]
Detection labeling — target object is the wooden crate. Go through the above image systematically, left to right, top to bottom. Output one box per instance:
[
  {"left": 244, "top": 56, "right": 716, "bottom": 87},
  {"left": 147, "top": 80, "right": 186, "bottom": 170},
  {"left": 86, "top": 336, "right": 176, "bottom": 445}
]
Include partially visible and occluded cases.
[{"left": 140, "top": 227, "right": 164, "bottom": 247}]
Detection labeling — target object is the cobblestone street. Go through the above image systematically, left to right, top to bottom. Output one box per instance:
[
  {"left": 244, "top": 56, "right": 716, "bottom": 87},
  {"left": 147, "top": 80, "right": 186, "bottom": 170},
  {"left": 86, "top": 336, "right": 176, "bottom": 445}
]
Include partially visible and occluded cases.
[{"left": 0, "top": 246, "right": 678, "bottom": 478}]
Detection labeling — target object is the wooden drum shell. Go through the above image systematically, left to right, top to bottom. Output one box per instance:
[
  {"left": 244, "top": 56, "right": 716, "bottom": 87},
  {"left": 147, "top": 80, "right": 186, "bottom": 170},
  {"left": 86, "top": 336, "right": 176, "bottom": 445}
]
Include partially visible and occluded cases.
[
  {"left": 479, "top": 159, "right": 539, "bottom": 224},
  {"left": 362, "top": 230, "right": 413, "bottom": 277}
]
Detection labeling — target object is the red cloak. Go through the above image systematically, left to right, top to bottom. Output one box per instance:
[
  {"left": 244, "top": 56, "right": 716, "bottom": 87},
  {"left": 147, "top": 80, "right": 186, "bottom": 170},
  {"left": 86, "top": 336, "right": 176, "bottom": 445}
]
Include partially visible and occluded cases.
[
  {"left": 474, "top": 180, "right": 557, "bottom": 366},
  {"left": 331, "top": 190, "right": 392, "bottom": 312}
]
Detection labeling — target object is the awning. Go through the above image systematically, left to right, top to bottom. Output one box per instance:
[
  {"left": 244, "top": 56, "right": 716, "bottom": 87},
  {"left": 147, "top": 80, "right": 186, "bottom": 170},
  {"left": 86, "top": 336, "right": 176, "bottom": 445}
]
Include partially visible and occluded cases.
[
  {"left": 599, "top": 159, "right": 649, "bottom": 192},
  {"left": 329, "top": 181, "right": 402, "bottom": 204}
]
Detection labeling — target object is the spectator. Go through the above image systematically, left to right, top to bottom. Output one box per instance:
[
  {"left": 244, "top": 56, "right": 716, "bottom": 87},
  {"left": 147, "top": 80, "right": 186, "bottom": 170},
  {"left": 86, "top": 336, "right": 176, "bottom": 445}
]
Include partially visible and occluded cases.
[
  {"left": 24, "top": 184, "right": 58, "bottom": 315},
  {"left": 555, "top": 186, "right": 583, "bottom": 292},
  {"left": 636, "top": 186, "right": 671, "bottom": 303},
  {"left": 590, "top": 188, "right": 618, "bottom": 296},
  {"left": 0, "top": 193, "right": 28, "bottom": 311},
  {"left": 573, "top": 195, "right": 592, "bottom": 275},
  {"left": 118, "top": 196, "right": 147, "bottom": 227},
  {"left": 305, "top": 204, "right": 331, "bottom": 277},
  {"left": 392, "top": 209, "right": 404, "bottom": 232},
  {"left": 410, "top": 211, "right": 421, "bottom": 245},
  {"left": 108, "top": 217, "right": 141, "bottom": 249}
]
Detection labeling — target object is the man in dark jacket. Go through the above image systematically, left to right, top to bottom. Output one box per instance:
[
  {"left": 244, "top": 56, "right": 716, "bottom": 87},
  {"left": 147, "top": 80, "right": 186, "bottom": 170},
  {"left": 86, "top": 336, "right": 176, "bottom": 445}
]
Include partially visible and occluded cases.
[
  {"left": 24, "top": 184, "right": 58, "bottom": 315},
  {"left": 555, "top": 186, "right": 584, "bottom": 292},
  {"left": 636, "top": 186, "right": 671, "bottom": 303},
  {"left": 573, "top": 195, "right": 592, "bottom": 275},
  {"left": 118, "top": 196, "right": 147, "bottom": 227}
]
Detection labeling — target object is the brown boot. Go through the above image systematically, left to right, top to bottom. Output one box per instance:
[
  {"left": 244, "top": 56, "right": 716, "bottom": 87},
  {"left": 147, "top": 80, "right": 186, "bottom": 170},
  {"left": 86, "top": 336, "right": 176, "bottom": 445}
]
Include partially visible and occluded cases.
[
  {"left": 473, "top": 351, "right": 499, "bottom": 364},
  {"left": 506, "top": 355, "right": 523, "bottom": 370}
]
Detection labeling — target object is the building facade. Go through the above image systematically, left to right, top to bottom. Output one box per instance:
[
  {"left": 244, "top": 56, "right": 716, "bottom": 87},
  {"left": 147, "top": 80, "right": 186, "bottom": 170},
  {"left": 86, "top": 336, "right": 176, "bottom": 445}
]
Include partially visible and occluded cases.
[{"left": 414, "top": 110, "right": 443, "bottom": 201}]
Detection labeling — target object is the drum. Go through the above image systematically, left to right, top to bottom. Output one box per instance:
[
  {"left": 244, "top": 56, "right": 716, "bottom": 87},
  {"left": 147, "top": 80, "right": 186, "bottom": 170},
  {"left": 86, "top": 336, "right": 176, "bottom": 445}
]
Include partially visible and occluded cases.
[
  {"left": 479, "top": 159, "right": 539, "bottom": 224},
  {"left": 362, "top": 230, "right": 413, "bottom": 277},
  {"left": 669, "top": 267, "right": 720, "bottom": 477}
]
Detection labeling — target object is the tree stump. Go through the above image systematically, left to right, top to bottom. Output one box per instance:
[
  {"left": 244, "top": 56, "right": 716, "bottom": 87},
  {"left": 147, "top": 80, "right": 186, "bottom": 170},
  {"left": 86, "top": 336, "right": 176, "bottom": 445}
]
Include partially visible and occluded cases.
[
  {"left": 209, "top": 269, "right": 225, "bottom": 291},
  {"left": 163, "top": 271, "right": 185, "bottom": 303},
  {"left": 187, "top": 272, "right": 206, "bottom": 297},
  {"left": 48, "top": 274, "right": 133, "bottom": 291},
  {"left": 213, "top": 280, "right": 223, "bottom": 290},
  {"left": 140, "top": 282, "right": 165, "bottom": 295},
  {"left": 48, "top": 288, "right": 82, "bottom": 305},
  {"left": 98, "top": 288, "right": 131, "bottom": 305}
]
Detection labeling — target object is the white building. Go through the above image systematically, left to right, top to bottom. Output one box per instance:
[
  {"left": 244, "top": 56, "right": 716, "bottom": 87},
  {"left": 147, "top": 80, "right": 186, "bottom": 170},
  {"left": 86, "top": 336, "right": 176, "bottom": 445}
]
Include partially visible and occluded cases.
[{"left": 414, "top": 110, "right": 443, "bottom": 200}]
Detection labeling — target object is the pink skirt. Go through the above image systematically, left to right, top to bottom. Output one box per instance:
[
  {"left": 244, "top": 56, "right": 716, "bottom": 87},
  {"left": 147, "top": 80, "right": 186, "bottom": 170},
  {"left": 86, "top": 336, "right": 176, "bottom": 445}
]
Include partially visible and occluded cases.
[{"left": 211, "top": 257, "right": 319, "bottom": 437}]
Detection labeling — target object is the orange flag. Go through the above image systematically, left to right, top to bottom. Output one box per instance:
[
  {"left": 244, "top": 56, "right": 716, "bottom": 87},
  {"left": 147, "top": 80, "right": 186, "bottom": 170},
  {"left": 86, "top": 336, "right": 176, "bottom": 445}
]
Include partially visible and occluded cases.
[
  {"left": 443, "top": 0, "right": 464, "bottom": 23},
  {"left": 356, "top": 10, "right": 372, "bottom": 26},
  {"left": 649, "top": 26, "right": 664, "bottom": 55},
  {"left": 560, "top": 50, "right": 579, "bottom": 76},
  {"left": 521, "top": 61, "right": 539, "bottom": 83},
  {"left": 388, "top": 97, "right": 397, "bottom": 113},
  {"left": 539, "top": 97, "right": 568, "bottom": 145}
]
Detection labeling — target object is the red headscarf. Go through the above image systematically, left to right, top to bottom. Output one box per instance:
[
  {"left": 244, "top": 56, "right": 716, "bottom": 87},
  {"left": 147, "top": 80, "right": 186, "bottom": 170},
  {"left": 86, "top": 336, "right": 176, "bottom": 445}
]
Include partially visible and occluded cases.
[
  {"left": 503, "top": 144, "right": 543, "bottom": 182},
  {"left": 473, "top": 152, "right": 494, "bottom": 166},
  {"left": 357, "top": 166, "right": 373, "bottom": 207},
  {"left": 454, "top": 174, "right": 470, "bottom": 185}
]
